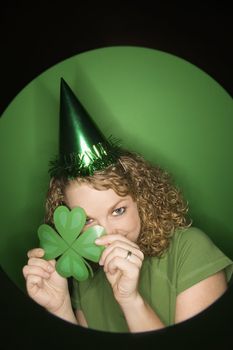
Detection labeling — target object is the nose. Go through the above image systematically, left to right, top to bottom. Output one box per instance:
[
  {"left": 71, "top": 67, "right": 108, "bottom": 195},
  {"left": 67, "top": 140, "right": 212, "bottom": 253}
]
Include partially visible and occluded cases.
[{"left": 98, "top": 219, "right": 117, "bottom": 235}]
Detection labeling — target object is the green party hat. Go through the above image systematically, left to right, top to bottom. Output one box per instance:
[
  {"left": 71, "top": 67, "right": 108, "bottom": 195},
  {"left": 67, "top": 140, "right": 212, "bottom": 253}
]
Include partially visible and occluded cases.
[{"left": 49, "top": 78, "right": 121, "bottom": 178}]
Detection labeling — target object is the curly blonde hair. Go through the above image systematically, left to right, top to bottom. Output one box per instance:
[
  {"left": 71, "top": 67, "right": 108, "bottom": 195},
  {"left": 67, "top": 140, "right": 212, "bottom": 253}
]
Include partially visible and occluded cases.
[{"left": 45, "top": 151, "right": 191, "bottom": 257}]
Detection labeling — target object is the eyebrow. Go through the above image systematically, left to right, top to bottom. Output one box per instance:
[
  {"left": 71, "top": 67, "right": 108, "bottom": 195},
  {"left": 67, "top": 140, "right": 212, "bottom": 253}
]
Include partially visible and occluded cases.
[
  {"left": 85, "top": 198, "right": 128, "bottom": 220},
  {"left": 108, "top": 198, "right": 127, "bottom": 213}
]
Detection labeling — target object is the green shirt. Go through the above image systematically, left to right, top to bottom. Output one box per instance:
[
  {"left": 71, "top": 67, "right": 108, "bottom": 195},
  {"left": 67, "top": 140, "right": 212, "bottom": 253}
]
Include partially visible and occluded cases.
[{"left": 71, "top": 227, "right": 233, "bottom": 332}]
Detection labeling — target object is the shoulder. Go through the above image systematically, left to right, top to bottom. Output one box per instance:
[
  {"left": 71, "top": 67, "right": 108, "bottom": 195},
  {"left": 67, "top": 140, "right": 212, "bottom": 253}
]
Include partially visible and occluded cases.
[
  {"left": 170, "top": 226, "right": 233, "bottom": 292},
  {"left": 170, "top": 226, "right": 230, "bottom": 265},
  {"left": 171, "top": 226, "right": 215, "bottom": 251},
  {"left": 173, "top": 226, "right": 212, "bottom": 241}
]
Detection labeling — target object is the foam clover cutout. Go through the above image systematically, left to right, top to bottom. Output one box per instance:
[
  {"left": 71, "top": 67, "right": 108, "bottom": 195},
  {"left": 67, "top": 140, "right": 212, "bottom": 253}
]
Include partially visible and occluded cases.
[{"left": 38, "top": 206, "right": 105, "bottom": 281}]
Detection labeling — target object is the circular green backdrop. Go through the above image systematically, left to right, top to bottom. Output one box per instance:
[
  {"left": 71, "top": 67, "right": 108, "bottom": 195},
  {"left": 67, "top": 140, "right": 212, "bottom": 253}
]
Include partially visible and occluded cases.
[{"left": 0, "top": 46, "right": 233, "bottom": 292}]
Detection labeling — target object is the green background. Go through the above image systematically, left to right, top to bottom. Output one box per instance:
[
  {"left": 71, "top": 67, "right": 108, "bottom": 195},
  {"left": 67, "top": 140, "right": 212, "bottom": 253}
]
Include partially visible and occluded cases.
[{"left": 0, "top": 46, "right": 232, "bottom": 292}]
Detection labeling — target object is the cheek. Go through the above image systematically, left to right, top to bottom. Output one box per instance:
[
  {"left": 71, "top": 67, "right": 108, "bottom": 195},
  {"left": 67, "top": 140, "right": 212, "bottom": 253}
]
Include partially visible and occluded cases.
[{"left": 127, "top": 210, "right": 141, "bottom": 233}]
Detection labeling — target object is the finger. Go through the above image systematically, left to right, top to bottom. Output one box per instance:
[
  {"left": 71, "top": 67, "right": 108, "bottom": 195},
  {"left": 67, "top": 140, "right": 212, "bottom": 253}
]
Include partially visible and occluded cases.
[
  {"left": 95, "top": 234, "right": 139, "bottom": 249},
  {"left": 95, "top": 234, "right": 139, "bottom": 253},
  {"left": 96, "top": 234, "right": 139, "bottom": 248},
  {"left": 99, "top": 241, "right": 144, "bottom": 265},
  {"left": 100, "top": 244, "right": 143, "bottom": 267},
  {"left": 103, "top": 247, "right": 143, "bottom": 272},
  {"left": 27, "top": 248, "right": 45, "bottom": 259},
  {"left": 106, "top": 256, "right": 139, "bottom": 277},
  {"left": 28, "top": 257, "right": 55, "bottom": 273},
  {"left": 48, "top": 259, "right": 56, "bottom": 268},
  {"left": 23, "top": 265, "right": 51, "bottom": 280},
  {"left": 26, "top": 274, "right": 43, "bottom": 291}
]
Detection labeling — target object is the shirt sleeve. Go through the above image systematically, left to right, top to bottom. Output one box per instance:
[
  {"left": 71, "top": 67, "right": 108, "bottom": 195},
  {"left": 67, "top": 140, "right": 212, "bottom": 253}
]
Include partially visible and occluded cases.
[
  {"left": 175, "top": 227, "right": 233, "bottom": 294},
  {"left": 71, "top": 278, "right": 81, "bottom": 310}
]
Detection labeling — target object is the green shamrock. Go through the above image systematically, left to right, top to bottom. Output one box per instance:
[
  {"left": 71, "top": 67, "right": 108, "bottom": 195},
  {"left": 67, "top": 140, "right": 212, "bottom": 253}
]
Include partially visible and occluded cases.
[{"left": 37, "top": 206, "right": 105, "bottom": 281}]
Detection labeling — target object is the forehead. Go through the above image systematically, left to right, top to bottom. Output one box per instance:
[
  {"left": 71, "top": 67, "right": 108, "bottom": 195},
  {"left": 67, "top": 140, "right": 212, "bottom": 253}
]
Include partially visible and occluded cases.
[{"left": 64, "top": 182, "right": 130, "bottom": 213}]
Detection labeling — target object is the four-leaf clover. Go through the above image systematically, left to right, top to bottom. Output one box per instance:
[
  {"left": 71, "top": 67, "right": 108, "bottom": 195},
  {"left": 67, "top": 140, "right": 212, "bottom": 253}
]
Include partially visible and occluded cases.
[{"left": 38, "top": 206, "right": 105, "bottom": 281}]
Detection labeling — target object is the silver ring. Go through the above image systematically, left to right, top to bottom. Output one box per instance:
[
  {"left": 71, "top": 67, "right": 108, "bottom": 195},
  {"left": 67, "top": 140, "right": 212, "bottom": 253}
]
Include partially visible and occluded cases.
[{"left": 125, "top": 250, "right": 132, "bottom": 260}]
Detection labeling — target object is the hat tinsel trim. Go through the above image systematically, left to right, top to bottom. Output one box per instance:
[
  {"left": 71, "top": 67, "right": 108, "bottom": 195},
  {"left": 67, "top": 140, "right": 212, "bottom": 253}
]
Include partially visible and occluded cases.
[{"left": 49, "top": 136, "right": 122, "bottom": 179}]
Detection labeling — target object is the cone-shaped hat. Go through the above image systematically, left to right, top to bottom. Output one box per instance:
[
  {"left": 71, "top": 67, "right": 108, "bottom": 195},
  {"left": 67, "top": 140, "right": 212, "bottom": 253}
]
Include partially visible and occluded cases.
[{"left": 49, "top": 78, "right": 121, "bottom": 178}]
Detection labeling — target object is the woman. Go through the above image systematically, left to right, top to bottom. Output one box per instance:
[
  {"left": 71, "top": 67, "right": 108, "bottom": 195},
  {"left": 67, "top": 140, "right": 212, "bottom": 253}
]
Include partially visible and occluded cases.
[{"left": 22, "top": 79, "right": 233, "bottom": 332}]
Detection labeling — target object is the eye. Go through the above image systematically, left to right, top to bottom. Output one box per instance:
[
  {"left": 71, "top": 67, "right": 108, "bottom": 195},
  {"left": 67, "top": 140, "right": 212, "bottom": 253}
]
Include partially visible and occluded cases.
[
  {"left": 112, "top": 207, "right": 126, "bottom": 216},
  {"left": 85, "top": 218, "right": 94, "bottom": 226}
]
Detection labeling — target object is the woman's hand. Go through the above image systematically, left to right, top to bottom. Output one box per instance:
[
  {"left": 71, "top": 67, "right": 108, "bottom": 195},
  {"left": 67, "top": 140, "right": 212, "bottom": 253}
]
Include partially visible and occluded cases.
[
  {"left": 95, "top": 235, "right": 144, "bottom": 306},
  {"left": 96, "top": 235, "right": 166, "bottom": 332},
  {"left": 22, "top": 248, "right": 69, "bottom": 314}
]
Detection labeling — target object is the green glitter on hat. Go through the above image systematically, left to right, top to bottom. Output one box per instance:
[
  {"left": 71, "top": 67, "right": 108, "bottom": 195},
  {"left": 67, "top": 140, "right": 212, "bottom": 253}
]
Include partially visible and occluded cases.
[{"left": 49, "top": 78, "right": 121, "bottom": 178}]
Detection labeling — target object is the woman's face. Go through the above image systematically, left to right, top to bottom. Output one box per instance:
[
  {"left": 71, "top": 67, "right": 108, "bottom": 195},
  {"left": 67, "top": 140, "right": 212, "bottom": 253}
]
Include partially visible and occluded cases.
[{"left": 64, "top": 182, "right": 141, "bottom": 242}]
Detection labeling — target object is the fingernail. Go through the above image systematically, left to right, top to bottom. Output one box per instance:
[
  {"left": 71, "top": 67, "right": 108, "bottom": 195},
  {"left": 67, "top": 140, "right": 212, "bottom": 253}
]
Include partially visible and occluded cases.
[
  {"left": 95, "top": 239, "right": 101, "bottom": 244},
  {"left": 47, "top": 265, "right": 54, "bottom": 272}
]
